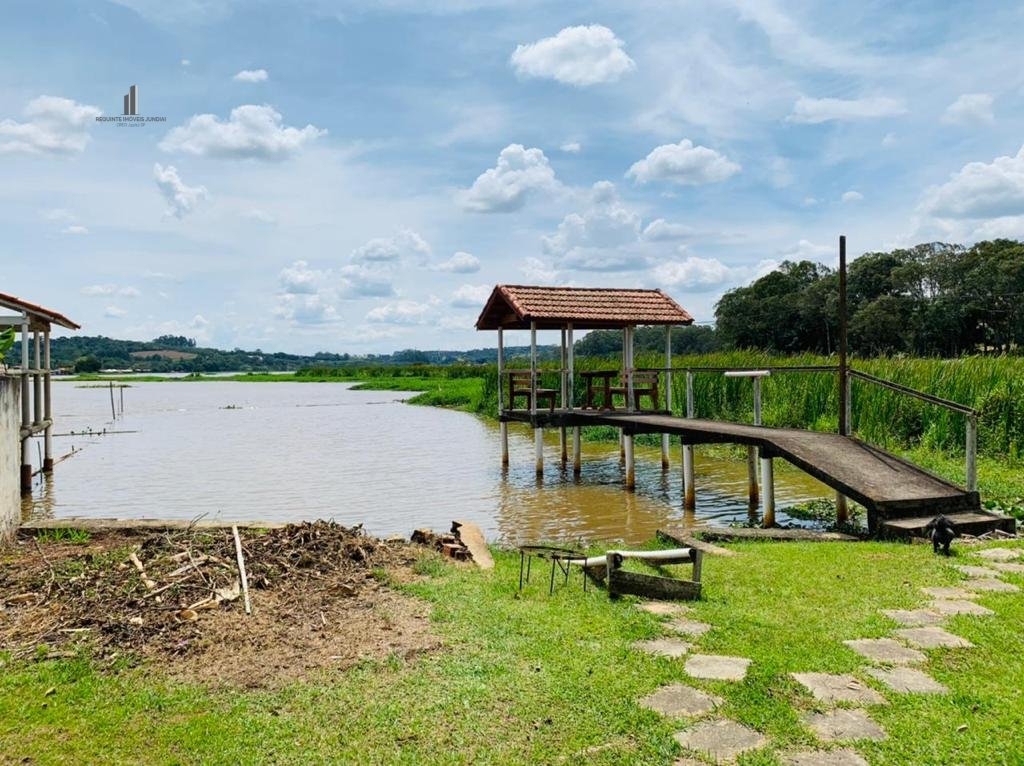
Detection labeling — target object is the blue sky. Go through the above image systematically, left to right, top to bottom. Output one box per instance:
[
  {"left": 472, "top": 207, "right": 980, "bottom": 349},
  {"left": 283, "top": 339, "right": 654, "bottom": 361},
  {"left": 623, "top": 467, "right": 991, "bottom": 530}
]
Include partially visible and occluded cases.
[{"left": 2, "top": 1, "right": 1023, "bottom": 353}]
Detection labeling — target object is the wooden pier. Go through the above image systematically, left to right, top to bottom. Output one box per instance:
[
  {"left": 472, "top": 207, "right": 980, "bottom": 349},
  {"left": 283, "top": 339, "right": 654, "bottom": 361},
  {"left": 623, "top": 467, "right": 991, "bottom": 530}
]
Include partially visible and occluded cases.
[
  {"left": 476, "top": 283, "right": 1014, "bottom": 538},
  {"left": 503, "top": 408, "right": 1001, "bottom": 534}
]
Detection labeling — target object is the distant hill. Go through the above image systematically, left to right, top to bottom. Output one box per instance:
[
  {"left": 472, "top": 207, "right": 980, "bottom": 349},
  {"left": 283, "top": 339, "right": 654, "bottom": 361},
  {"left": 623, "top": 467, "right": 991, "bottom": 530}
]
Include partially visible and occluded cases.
[{"left": 4, "top": 334, "right": 561, "bottom": 373}]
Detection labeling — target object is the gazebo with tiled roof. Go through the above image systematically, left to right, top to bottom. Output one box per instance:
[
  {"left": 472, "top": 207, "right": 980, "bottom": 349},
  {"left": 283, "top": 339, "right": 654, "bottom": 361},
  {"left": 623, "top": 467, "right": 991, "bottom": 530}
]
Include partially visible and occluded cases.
[{"left": 476, "top": 285, "right": 693, "bottom": 478}]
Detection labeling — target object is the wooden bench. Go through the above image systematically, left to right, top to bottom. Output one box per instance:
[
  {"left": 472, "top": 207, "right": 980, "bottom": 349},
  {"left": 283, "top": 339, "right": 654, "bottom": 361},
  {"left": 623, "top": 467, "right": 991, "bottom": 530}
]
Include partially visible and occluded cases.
[
  {"left": 508, "top": 371, "right": 557, "bottom": 412},
  {"left": 609, "top": 371, "right": 659, "bottom": 411}
]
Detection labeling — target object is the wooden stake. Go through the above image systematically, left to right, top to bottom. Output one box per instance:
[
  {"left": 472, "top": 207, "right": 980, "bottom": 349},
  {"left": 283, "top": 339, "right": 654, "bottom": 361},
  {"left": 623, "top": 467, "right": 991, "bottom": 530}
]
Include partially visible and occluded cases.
[
  {"left": 109, "top": 381, "right": 116, "bottom": 419},
  {"left": 624, "top": 433, "right": 635, "bottom": 490},
  {"left": 232, "top": 525, "right": 252, "bottom": 615}
]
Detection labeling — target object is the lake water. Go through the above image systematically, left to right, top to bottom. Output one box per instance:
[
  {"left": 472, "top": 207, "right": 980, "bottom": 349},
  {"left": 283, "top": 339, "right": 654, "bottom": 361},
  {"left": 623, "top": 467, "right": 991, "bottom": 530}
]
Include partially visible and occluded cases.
[{"left": 22, "top": 381, "right": 832, "bottom": 545}]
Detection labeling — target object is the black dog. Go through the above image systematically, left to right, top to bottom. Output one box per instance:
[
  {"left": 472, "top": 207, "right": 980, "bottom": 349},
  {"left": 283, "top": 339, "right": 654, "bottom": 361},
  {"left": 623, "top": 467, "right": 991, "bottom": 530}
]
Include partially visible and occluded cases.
[{"left": 924, "top": 514, "right": 958, "bottom": 556}]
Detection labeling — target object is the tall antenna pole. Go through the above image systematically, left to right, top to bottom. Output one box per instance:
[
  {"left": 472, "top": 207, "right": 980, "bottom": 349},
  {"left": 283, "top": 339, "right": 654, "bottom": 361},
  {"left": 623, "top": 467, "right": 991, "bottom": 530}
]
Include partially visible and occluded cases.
[{"left": 838, "top": 235, "right": 848, "bottom": 436}]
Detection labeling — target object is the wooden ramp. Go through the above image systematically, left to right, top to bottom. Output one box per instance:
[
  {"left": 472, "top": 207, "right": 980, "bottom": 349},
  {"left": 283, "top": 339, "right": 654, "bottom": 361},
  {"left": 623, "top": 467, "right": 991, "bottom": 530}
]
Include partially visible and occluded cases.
[{"left": 509, "top": 409, "right": 1012, "bottom": 534}]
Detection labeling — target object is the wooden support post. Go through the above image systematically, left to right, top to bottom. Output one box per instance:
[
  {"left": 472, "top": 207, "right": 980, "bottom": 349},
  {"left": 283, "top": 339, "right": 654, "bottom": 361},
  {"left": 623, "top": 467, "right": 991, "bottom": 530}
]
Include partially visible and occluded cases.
[
  {"left": 20, "top": 318, "right": 30, "bottom": 493},
  {"left": 529, "top": 321, "right": 538, "bottom": 416},
  {"left": 566, "top": 323, "right": 575, "bottom": 411},
  {"left": 625, "top": 326, "right": 635, "bottom": 412},
  {"left": 497, "top": 327, "right": 504, "bottom": 415},
  {"left": 559, "top": 327, "right": 567, "bottom": 466},
  {"left": 43, "top": 328, "right": 52, "bottom": 472},
  {"left": 32, "top": 331, "right": 42, "bottom": 426},
  {"left": 685, "top": 371, "right": 694, "bottom": 418},
  {"left": 500, "top": 421, "right": 509, "bottom": 467},
  {"left": 572, "top": 426, "right": 581, "bottom": 476},
  {"left": 560, "top": 427, "right": 567, "bottom": 467},
  {"left": 534, "top": 428, "right": 544, "bottom": 476},
  {"left": 619, "top": 430, "right": 625, "bottom": 463},
  {"left": 624, "top": 433, "right": 635, "bottom": 490},
  {"left": 682, "top": 443, "right": 695, "bottom": 511},
  {"left": 761, "top": 455, "right": 775, "bottom": 527},
  {"left": 836, "top": 492, "right": 848, "bottom": 525}
]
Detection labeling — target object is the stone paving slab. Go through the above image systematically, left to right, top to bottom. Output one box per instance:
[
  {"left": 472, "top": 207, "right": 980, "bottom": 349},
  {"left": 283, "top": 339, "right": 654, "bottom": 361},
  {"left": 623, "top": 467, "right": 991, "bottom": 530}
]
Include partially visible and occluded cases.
[
  {"left": 976, "top": 548, "right": 1022, "bottom": 561},
  {"left": 988, "top": 562, "right": 1024, "bottom": 574},
  {"left": 954, "top": 564, "right": 1000, "bottom": 578},
  {"left": 964, "top": 577, "right": 1020, "bottom": 592},
  {"left": 921, "top": 586, "right": 979, "bottom": 599},
  {"left": 928, "top": 599, "right": 995, "bottom": 616},
  {"left": 638, "top": 601, "right": 693, "bottom": 617},
  {"left": 881, "top": 609, "right": 945, "bottom": 627},
  {"left": 665, "top": 617, "right": 713, "bottom": 637},
  {"left": 894, "top": 626, "right": 974, "bottom": 649},
  {"left": 632, "top": 637, "right": 693, "bottom": 658},
  {"left": 843, "top": 638, "right": 926, "bottom": 665},
  {"left": 684, "top": 654, "right": 752, "bottom": 681},
  {"left": 865, "top": 666, "right": 948, "bottom": 694},
  {"left": 790, "top": 673, "right": 887, "bottom": 705},
  {"left": 640, "top": 683, "right": 722, "bottom": 718},
  {"left": 802, "top": 708, "right": 887, "bottom": 742},
  {"left": 673, "top": 719, "right": 767, "bottom": 763},
  {"left": 783, "top": 748, "right": 869, "bottom": 766}
]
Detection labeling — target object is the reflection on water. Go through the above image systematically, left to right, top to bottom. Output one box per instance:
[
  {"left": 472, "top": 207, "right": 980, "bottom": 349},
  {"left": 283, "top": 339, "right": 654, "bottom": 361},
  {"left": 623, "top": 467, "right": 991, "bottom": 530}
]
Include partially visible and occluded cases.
[{"left": 24, "top": 381, "right": 832, "bottom": 546}]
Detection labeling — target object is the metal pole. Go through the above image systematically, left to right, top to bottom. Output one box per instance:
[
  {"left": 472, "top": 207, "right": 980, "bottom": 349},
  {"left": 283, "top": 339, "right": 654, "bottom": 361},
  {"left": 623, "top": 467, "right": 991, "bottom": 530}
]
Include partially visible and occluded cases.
[
  {"left": 838, "top": 234, "right": 848, "bottom": 437},
  {"left": 531, "top": 321, "right": 542, "bottom": 475},
  {"left": 625, "top": 326, "right": 635, "bottom": 412},
  {"left": 661, "top": 326, "right": 672, "bottom": 468},
  {"left": 686, "top": 371, "right": 694, "bottom": 418},
  {"left": 966, "top": 414, "right": 978, "bottom": 492},
  {"left": 535, "top": 428, "right": 544, "bottom": 476}
]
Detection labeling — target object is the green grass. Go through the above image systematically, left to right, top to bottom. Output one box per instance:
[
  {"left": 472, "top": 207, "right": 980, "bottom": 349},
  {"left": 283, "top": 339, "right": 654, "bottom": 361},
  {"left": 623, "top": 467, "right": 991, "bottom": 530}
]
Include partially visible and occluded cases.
[
  {"left": 32, "top": 528, "right": 91, "bottom": 544},
  {"left": 3, "top": 540, "right": 1024, "bottom": 764}
]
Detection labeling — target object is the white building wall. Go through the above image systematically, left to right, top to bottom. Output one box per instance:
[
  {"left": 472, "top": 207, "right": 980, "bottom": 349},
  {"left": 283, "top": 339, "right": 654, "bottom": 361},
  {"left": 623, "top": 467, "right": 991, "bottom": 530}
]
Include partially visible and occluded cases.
[{"left": 0, "top": 376, "right": 20, "bottom": 543}]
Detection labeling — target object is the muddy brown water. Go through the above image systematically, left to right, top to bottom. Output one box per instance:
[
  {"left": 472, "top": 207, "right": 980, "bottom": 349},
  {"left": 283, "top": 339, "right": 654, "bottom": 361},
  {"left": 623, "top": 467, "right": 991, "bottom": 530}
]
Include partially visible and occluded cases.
[{"left": 22, "top": 381, "right": 833, "bottom": 546}]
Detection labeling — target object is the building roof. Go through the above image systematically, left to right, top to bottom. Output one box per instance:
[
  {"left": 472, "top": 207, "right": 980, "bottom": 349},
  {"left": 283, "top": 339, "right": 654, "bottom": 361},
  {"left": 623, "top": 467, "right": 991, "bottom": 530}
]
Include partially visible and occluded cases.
[
  {"left": 475, "top": 285, "right": 694, "bottom": 331},
  {"left": 0, "top": 292, "right": 81, "bottom": 330}
]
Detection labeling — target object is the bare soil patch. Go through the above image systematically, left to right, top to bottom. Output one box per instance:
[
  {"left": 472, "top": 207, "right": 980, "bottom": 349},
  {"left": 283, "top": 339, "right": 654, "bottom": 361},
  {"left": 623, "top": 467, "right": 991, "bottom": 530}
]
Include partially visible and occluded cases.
[{"left": 0, "top": 522, "right": 442, "bottom": 687}]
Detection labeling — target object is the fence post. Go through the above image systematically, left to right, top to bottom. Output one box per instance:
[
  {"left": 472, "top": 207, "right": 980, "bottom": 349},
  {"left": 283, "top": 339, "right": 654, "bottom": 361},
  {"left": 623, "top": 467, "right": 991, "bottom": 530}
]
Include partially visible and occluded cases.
[{"left": 966, "top": 413, "right": 978, "bottom": 493}]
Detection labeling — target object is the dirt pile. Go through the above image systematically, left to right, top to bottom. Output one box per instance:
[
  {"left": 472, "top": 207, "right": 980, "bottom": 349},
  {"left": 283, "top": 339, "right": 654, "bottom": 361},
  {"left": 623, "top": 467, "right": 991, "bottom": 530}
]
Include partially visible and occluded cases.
[{"left": 0, "top": 521, "right": 441, "bottom": 686}]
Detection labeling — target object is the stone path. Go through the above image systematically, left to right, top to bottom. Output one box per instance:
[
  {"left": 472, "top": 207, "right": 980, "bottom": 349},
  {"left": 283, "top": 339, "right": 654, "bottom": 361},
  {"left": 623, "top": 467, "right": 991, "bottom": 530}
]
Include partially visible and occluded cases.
[{"left": 627, "top": 542, "right": 1022, "bottom": 763}]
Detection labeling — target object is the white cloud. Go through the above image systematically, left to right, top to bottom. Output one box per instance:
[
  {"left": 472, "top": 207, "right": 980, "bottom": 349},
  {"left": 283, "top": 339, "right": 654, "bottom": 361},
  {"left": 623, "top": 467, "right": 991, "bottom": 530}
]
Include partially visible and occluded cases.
[
  {"left": 510, "top": 25, "right": 635, "bottom": 87},
  {"left": 180, "top": 58, "right": 190, "bottom": 67},
  {"left": 233, "top": 68, "right": 268, "bottom": 83},
  {"left": 942, "top": 93, "right": 994, "bottom": 125},
  {"left": 787, "top": 95, "right": 907, "bottom": 123},
  {"left": 0, "top": 96, "right": 101, "bottom": 156},
  {"left": 159, "top": 104, "right": 325, "bottom": 160},
  {"left": 882, "top": 132, "right": 898, "bottom": 147},
  {"left": 627, "top": 139, "right": 740, "bottom": 186},
  {"left": 560, "top": 141, "right": 581, "bottom": 153},
  {"left": 457, "top": 144, "right": 557, "bottom": 213},
  {"left": 918, "top": 144, "right": 1024, "bottom": 220},
  {"left": 153, "top": 163, "right": 209, "bottom": 218},
  {"left": 543, "top": 181, "right": 641, "bottom": 263},
  {"left": 841, "top": 190, "right": 863, "bottom": 203},
  {"left": 642, "top": 219, "right": 693, "bottom": 241},
  {"left": 62, "top": 225, "right": 89, "bottom": 235},
  {"left": 351, "top": 228, "right": 431, "bottom": 263},
  {"left": 778, "top": 239, "right": 832, "bottom": 260},
  {"left": 435, "top": 251, "right": 480, "bottom": 273},
  {"left": 653, "top": 254, "right": 777, "bottom": 292},
  {"left": 521, "top": 257, "right": 559, "bottom": 283},
  {"left": 278, "top": 260, "right": 326, "bottom": 295},
  {"left": 339, "top": 264, "right": 396, "bottom": 298},
  {"left": 82, "top": 284, "right": 140, "bottom": 297},
  {"left": 450, "top": 284, "right": 491, "bottom": 308},
  {"left": 274, "top": 293, "right": 338, "bottom": 324},
  {"left": 366, "top": 300, "right": 435, "bottom": 325},
  {"left": 104, "top": 305, "right": 127, "bottom": 318}
]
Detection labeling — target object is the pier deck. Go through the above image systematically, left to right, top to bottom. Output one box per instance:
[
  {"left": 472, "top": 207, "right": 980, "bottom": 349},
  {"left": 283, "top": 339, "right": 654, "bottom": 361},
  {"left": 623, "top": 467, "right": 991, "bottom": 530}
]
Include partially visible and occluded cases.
[{"left": 505, "top": 409, "right": 989, "bottom": 530}]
